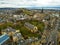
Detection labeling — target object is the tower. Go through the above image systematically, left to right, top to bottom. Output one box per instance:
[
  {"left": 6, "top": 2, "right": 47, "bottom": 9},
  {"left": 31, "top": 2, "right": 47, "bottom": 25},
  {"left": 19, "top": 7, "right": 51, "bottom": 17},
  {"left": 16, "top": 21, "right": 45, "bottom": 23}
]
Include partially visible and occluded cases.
[{"left": 41, "top": 8, "right": 43, "bottom": 13}]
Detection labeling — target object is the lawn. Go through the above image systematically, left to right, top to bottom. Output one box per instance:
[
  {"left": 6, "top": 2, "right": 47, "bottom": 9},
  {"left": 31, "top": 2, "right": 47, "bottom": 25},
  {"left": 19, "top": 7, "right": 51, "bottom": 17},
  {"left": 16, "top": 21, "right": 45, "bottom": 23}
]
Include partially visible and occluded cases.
[{"left": 0, "top": 20, "right": 44, "bottom": 38}]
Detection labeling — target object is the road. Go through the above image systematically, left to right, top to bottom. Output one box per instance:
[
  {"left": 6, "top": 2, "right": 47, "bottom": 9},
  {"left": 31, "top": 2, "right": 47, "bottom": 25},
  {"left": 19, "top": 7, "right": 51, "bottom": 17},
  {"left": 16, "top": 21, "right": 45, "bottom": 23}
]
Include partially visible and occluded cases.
[{"left": 47, "top": 17, "right": 60, "bottom": 45}]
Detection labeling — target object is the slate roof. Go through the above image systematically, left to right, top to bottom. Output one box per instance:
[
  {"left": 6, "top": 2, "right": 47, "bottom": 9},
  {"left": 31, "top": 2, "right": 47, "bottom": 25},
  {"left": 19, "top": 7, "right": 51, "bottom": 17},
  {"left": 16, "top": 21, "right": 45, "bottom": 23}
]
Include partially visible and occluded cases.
[
  {"left": 24, "top": 22, "right": 35, "bottom": 30},
  {"left": 2, "top": 27, "right": 16, "bottom": 32}
]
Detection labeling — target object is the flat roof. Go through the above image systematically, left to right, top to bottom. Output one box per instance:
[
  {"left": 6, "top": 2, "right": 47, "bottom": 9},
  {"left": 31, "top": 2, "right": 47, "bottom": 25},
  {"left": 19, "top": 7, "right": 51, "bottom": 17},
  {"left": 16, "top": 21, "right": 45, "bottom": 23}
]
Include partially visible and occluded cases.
[{"left": 0, "top": 34, "right": 9, "bottom": 45}]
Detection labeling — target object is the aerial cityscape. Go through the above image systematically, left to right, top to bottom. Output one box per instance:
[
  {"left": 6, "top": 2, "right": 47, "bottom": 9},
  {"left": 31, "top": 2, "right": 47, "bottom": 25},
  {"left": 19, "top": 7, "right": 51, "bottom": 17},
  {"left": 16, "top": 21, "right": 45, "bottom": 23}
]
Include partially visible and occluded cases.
[
  {"left": 0, "top": 0, "right": 60, "bottom": 45},
  {"left": 0, "top": 8, "right": 60, "bottom": 45}
]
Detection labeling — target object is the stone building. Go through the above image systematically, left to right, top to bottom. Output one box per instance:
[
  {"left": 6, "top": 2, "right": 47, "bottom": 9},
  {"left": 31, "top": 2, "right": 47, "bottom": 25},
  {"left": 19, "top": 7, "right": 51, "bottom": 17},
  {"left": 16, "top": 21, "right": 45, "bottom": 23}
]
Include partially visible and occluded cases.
[{"left": 24, "top": 22, "right": 38, "bottom": 33}]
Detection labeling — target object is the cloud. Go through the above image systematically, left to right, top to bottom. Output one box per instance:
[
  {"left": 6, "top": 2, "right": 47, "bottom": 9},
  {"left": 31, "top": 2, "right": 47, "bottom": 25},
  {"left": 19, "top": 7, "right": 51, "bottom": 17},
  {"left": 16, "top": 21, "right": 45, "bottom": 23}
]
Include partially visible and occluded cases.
[{"left": 0, "top": 0, "right": 60, "bottom": 8}]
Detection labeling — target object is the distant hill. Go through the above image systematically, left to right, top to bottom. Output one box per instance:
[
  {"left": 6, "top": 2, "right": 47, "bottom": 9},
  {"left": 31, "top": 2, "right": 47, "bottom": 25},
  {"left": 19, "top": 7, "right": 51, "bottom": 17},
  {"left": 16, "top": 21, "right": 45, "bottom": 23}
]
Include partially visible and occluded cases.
[
  {"left": 0, "top": 7, "right": 60, "bottom": 10},
  {"left": 25, "top": 7, "right": 60, "bottom": 10},
  {"left": 0, "top": 8, "right": 18, "bottom": 10}
]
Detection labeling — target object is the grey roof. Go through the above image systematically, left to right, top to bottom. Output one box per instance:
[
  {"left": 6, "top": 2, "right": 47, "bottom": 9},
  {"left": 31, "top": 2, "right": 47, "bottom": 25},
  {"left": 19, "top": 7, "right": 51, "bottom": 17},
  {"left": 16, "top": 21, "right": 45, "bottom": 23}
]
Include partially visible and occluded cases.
[
  {"left": 24, "top": 22, "right": 35, "bottom": 30},
  {"left": 2, "top": 27, "right": 16, "bottom": 32},
  {"left": 13, "top": 32, "right": 22, "bottom": 39}
]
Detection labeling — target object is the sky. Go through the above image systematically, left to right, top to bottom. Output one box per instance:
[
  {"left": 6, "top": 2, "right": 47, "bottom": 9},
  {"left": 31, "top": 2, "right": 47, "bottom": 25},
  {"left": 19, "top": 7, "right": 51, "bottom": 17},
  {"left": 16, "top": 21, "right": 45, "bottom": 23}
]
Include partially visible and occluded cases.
[{"left": 0, "top": 0, "right": 60, "bottom": 8}]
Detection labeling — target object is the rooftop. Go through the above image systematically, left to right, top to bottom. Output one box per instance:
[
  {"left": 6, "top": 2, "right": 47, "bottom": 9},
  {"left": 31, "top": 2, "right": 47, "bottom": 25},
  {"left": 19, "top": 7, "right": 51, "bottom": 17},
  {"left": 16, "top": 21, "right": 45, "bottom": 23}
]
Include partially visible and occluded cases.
[
  {"left": 24, "top": 22, "right": 35, "bottom": 30},
  {"left": 2, "top": 27, "right": 16, "bottom": 32},
  {"left": 0, "top": 34, "right": 9, "bottom": 45}
]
